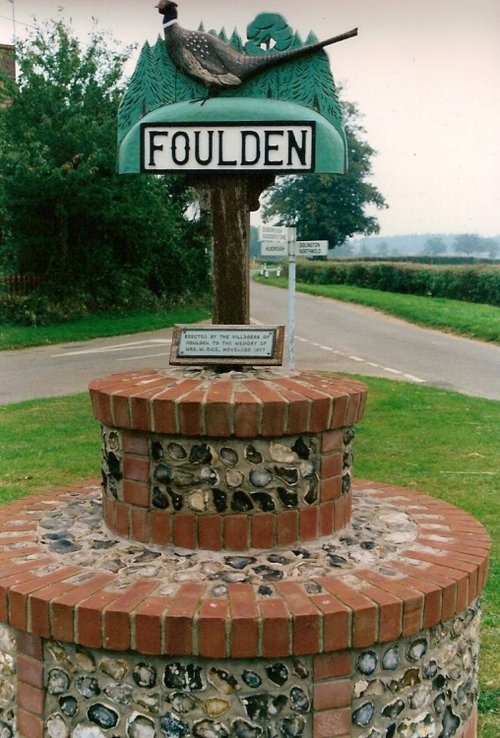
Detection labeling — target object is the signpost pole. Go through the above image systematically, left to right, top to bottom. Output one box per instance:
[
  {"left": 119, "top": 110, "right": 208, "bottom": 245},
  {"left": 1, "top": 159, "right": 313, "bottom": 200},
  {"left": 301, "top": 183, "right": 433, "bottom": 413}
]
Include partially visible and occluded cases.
[
  {"left": 198, "top": 174, "right": 274, "bottom": 326},
  {"left": 259, "top": 225, "right": 297, "bottom": 369},
  {"left": 287, "top": 229, "right": 297, "bottom": 370}
]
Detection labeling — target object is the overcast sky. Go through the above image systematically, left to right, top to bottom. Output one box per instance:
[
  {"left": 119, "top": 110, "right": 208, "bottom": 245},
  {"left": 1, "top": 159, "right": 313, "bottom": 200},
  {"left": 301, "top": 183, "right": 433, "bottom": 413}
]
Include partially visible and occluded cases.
[{"left": 1, "top": 0, "right": 499, "bottom": 238}]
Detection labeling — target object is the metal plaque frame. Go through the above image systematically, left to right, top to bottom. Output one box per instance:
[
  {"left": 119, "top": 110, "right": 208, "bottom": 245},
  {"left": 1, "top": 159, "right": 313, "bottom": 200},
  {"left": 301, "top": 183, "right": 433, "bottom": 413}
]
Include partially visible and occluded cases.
[{"left": 170, "top": 325, "right": 285, "bottom": 366}]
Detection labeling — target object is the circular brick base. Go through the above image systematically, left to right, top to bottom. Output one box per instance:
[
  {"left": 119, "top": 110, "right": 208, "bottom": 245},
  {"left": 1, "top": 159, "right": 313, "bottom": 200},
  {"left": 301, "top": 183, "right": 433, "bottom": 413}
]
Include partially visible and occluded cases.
[
  {"left": 1, "top": 368, "right": 489, "bottom": 737},
  {"left": 89, "top": 369, "right": 368, "bottom": 549},
  {"left": 0, "top": 479, "right": 489, "bottom": 737},
  {"left": 11, "top": 608, "right": 481, "bottom": 738}
]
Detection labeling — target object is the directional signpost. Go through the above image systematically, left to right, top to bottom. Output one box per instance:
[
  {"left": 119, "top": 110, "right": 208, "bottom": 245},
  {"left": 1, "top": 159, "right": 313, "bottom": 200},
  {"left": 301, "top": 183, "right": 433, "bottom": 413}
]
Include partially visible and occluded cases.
[
  {"left": 259, "top": 225, "right": 290, "bottom": 242},
  {"left": 259, "top": 227, "right": 328, "bottom": 369},
  {"left": 296, "top": 240, "right": 329, "bottom": 257},
  {"left": 261, "top": 242, "right": 288, "bottom": 257}
]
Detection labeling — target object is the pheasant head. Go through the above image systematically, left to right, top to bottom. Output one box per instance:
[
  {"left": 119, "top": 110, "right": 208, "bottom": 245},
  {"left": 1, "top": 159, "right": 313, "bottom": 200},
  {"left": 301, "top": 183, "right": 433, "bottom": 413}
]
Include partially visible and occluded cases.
[{"left": 156, "top": 1, "right": 178, "bottom": 22}]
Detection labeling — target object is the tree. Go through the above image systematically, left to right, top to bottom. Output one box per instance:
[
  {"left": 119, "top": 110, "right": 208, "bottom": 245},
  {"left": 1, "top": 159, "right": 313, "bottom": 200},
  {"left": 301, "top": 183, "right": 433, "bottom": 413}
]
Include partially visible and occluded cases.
[
  {"left": 0, "top": 21, "right": 210, "bottom": 321},
  {"left": 261, "top": 99, "right": 387, "bottom": 248},
  {"left": 249, "top": 225, "right": 261, "bottom": 259},
  {"left": 453, "top": 234, "right": 482, "bottom": 256},
  {"left": 423, "top": 236, "right": 447, "bottom": 256},
  {"left": 481, "top": 238, "right": 498, "bottom": 259},
  {"left": 377, "top": 241, "right": 389, "bottom": 257},
  {"left": 335, "top": 242, "right": 354, "bottom": 258}
]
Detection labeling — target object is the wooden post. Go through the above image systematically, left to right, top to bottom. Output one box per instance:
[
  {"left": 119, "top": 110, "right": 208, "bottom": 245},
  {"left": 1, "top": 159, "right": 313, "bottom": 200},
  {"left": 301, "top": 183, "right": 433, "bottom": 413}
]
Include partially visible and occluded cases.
[
  {"left": 195, "top": 173, "right": 274, "bottom": 326},
  {"left": 209, "top": 175, "right": 250, "bottom": 325}
]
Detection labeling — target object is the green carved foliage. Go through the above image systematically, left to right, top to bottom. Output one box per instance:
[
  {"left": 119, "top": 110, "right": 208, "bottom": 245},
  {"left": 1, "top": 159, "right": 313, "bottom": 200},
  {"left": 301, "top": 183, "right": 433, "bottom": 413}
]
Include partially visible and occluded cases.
[
  {"left": 118, "top": 13, "right": 344, "bottom": 144},
  {"left": 245, "top": 13, "right": 295, "bottom": 53}
]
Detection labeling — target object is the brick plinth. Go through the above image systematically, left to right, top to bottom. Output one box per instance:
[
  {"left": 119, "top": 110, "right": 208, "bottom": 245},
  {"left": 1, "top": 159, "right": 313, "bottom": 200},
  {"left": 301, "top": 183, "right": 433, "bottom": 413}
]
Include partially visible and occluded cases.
[
  {"left": 1, "top": 369, "right": 488, "bottom": 736},
  {"left": 89, "top": 369, "right": 367, "bottom": 549},
  {"left": 89, "top": 369, "right": 367, "bottom": 438},
  {"left": 89, "top": 369, "right": 366, "bottom": 438},
  {"left": 0, "top": 480, "right": 489, "bottom": 659},
  {"left": 0, "top": 480, "right": 488, "bottom": 738}
]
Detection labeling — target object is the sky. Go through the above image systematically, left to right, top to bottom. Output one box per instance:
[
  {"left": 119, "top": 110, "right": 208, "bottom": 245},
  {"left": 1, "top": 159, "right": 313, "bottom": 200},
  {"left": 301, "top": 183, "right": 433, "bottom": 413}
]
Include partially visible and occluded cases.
[{"left": 1, "top": 0, "right": 499, "bottom": 238}]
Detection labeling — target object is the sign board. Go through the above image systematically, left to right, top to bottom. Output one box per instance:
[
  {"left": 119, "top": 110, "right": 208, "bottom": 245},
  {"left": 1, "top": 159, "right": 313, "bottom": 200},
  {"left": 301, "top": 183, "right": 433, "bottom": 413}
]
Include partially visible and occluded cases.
[
  {"left": 142, "top": 122, "right": 315, "bottom": 174},
  {"left": 259, "top": 225, "right": 295, "bottom": 243},
  {"left": 260, "top": 235, "right": 327, "bottom": 257},
  {"left": 296, "top": 240, "right": 329, "bottom": 257},
  {"left": 261, "top": 241, "right": 288, "bottom": 257},
  {"left": 170, "top": 325, "right": 284, "bottom": 366}
]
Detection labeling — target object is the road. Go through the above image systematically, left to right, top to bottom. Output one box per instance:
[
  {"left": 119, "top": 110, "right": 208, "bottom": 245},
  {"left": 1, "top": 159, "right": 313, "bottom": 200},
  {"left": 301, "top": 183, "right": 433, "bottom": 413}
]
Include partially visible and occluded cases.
[
  {"left": 0, "top": 281, "right": 499, "bottom": 404},
  {"left": 250, "top": 281, "right": 500, "bottom": 400}
]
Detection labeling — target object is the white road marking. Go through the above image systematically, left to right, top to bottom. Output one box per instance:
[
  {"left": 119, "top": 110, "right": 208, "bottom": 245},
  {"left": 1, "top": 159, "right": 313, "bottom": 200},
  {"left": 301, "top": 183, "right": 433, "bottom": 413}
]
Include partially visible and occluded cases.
[
  {"left": 251, "top": 319, "right": 425, "bottom": 384},
  {"left": 295, "top": 334, "right": 426, "bottom": 384},
  {"left": 52, "top": 339, "right": 172, "bottom": 358},
  {"left": 118, "top": 352, "right": 171, "bottom": 361},
  {"left": 401, "top": 373, "right": 426, "bottom": 384}
]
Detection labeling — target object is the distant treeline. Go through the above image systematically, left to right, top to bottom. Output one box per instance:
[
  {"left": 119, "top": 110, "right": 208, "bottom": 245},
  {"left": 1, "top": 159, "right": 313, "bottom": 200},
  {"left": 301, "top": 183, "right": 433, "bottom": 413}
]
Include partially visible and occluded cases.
[{"left": 292, "top": 260, "right": 500, "bottom": 307}]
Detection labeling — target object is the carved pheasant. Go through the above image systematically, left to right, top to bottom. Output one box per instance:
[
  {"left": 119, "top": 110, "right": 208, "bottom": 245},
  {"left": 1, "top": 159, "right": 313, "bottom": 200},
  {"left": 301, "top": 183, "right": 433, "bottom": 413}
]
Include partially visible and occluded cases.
[{"left": 156, "top": 1, "right": 357, "bottom": 92}]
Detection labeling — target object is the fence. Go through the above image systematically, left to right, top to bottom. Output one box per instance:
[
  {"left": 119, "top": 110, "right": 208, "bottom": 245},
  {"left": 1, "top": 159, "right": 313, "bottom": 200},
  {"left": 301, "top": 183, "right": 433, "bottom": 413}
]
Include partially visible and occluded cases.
[{"left": 0, "top": 274, "right": 44, "bottom": 297}]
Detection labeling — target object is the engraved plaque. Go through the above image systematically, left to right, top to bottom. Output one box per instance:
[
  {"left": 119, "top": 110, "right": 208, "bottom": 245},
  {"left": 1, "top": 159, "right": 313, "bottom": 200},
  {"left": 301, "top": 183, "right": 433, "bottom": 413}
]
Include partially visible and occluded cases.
[{"left": 170, "top": 325, "right": 284, "bottom": 365}]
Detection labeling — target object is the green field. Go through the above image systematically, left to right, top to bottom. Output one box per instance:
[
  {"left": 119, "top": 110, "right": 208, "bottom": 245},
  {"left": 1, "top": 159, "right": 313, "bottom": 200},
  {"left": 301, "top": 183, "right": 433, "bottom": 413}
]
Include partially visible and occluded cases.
[
  {"left": 254, "top": 275, "right": 500, "bottom": 344},
  {"left": 0, "top": 377, "right": 498, "bottom": 736}
]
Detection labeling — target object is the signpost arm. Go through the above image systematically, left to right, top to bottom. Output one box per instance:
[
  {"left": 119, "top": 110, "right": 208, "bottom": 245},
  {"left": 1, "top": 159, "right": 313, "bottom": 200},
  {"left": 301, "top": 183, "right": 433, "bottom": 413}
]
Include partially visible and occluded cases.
[{"left": 287, "top": 230, "right": 297, "bottom": 370}]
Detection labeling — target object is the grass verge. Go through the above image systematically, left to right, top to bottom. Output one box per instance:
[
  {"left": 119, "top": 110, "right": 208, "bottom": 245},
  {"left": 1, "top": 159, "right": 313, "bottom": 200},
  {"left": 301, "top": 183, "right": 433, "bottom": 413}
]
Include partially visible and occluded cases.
[
  {"left": 254, "top": 275, "right": 500, "bottom": 343},
  {"left": 0, "top": 306, "right": 210, "bottom": 351},
  {"left": 352, "top": 376, "right": 499, "bottom": 738},
  {"left": 0, "top": 377, "right": 498, "bottom": 735}
]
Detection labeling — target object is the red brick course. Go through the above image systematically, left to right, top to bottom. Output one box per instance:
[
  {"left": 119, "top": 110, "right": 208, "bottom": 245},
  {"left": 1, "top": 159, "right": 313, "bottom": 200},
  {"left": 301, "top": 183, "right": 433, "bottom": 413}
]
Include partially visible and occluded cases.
[
  {"left": 89, "top": 370, "right": 368, "bottom": 438},
  {"left": 94, "top": 370, "right": 366, "bottom": 549},
  {"left": 0, "top": 480, "right": 489, "bottom": 661},
  {"left": 103, "top": 490, "right": 351, "bottom": 550},
  {"left": 103, "top": 580, "right": 158, "bottom": 651},
  {"left": 165, "top": 583, "right": 204, "bottom": 656},
  {"left": 228, "top": 583, "right": 259, "bottom": 658},
  {"left": 134, "top": 595, "right": 171, "bottom": 654},
  {"left": 198, "top": 598, "right": 228, "bottom": 658},
  {"left": 16, "top": 632, "right": 45, "bottom": 738},
  {"left": 313, "top": 707, "right": 351, "bottom": 737},
  {"left": 16, "top": 709, "right": 44, "bottom": 738}
]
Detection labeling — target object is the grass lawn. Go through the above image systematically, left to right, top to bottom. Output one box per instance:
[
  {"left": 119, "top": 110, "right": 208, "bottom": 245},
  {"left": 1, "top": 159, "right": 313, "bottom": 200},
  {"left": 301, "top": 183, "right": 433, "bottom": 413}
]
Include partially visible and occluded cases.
[
  {"left": 254, "top": 275, "right": 500, "bottom": 344},
  {"left": 0, "top": 306, "right": 210, "bottom": 351},
  {"left": 0, "top": 377, "right": 498, "bottom": 735}
]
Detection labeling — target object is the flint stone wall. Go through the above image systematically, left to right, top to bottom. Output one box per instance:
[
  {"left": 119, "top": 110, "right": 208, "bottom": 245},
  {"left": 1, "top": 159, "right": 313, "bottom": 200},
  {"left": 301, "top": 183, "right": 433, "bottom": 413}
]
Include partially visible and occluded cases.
[{"left": 0, "top": 601, "right": 481, "bottom": 737}]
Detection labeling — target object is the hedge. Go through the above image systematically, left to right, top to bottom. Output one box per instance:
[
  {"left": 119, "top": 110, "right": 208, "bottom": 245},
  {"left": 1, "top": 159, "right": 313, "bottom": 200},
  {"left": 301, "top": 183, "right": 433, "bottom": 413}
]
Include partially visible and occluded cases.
[
  {"left": 332, "top": 256, "right": 500, "bottom": 266},
  {"left": 292, "top": 261, "right": 500, "bottom": 307}
]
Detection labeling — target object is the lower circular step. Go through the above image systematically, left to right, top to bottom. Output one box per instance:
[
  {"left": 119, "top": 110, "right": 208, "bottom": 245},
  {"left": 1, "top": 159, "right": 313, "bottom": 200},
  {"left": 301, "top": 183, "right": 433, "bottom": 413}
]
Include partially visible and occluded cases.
[{"left": 0, "top": 480, "right": 488, "bottom": 737}]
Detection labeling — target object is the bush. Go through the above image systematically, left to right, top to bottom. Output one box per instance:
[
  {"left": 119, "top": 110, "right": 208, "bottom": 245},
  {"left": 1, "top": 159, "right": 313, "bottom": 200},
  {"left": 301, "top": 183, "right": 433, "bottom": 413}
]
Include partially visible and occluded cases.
[
  {"left": 293, "top": 261, "right": 500, "bottom": 307},
  {"left": 0, "top": 282, "right": 211, "bottom": 327}
]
